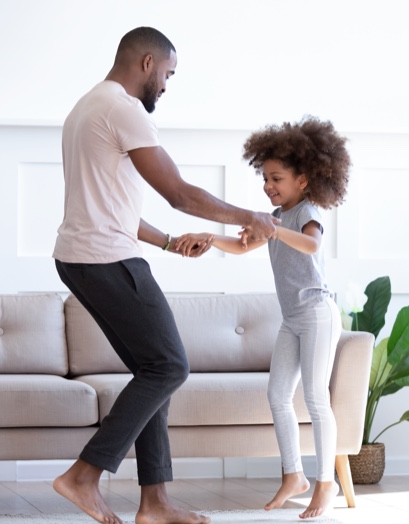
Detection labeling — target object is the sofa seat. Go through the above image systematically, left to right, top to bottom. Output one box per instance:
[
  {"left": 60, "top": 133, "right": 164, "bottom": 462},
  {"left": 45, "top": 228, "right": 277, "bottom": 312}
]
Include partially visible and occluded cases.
[
  {"left": 75, "top": 372, "right": 311, "bottom": 426},
  {"left": 0, "top": 375, "right": 98, "bottom": 427}
]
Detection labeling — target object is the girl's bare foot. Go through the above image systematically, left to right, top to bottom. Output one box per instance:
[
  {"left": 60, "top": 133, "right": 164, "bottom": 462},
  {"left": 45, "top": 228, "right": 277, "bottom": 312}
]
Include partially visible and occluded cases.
[
  {"left": 53, "top": 460, "right": 123, "bottom": 524},
  {"left": 264, "top": 471, "right": 310, "bottom": 510},
  {"left": 299, "top": 480, "right": 339, "bottom": 519},
  {"left": 136, "top": 483, "right": 210, "bottom": 524}
]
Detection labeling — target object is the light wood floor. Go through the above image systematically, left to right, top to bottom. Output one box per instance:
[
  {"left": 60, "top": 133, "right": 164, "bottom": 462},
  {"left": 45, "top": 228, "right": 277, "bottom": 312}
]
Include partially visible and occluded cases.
[{"left": 1, "top": 476, "right": 409, "bottom": 523}]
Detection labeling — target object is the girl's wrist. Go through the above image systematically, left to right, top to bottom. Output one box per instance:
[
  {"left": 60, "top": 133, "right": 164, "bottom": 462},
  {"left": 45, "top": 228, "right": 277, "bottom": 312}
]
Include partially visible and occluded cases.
[{"left": 169, "top": 235, "right": 178, "bottom": 252}]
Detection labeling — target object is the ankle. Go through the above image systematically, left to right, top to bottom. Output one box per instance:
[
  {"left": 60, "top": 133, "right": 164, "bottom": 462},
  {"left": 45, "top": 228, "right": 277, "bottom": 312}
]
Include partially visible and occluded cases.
[
  {"left": 67, "top": 459, "right": 103, "bottom": 484},
  {"left": 283, "top": 471, "right": 307, "bottom": 482},
  {"left": 315, "top": 480, "right": 336, "bottom": 489},
  {"left": 140, "top": 483, "right": 168, "bottom": 505}
]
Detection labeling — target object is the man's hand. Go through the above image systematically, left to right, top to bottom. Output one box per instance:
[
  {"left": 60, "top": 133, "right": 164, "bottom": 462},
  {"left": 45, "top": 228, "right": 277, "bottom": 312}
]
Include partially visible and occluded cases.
[
  {"left": 241, "top": 212, "right": 281, "bottom": 247},
  {"left": 173, "top": 233, "right": 215, "bottom": 257}
]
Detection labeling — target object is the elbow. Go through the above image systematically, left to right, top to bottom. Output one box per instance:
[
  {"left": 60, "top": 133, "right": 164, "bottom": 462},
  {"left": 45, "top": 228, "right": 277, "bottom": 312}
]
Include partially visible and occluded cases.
[
  {"left": 166, "top": 181, "right": 203, "bottom": 212},
  {"left": 165, "top": 183, "right": 197, "bottom": 212},
  {"left": 166, "top": 191, "right": 186, "bottom": 211},
  {"left": 306, "top": 241, "right": 320, "bottom": 255}
]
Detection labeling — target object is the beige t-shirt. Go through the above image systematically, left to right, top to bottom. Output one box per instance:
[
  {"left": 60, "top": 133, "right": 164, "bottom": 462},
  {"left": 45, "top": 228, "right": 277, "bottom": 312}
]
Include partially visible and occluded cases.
[{"left": 53, "top": 81, "right": 159, "bottom": 263}]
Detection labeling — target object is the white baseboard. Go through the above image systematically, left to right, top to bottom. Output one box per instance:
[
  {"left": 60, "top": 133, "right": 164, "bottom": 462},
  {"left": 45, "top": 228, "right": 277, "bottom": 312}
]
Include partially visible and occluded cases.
[
  {"left": 1, "top": 456, "right": 408, "bottom": 482},
  {"left": 384, "top": 456, "right": 409, "bottom": 476},
  {"left": 222, "top": 457, "right": 318, "bottom": 478},
  {"left": 0, "top": 461, "right": 18, "bottom": 481}
]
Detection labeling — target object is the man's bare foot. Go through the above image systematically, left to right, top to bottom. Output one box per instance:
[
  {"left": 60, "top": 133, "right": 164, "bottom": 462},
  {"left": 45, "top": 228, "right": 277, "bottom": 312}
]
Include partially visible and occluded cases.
[
  {"left": 53, "top": 459, "right": 123, "bottom": 524},
  {"left": 264, "top": 471, "right": 310, "bottom": 510},
  {"left": 299, "top": 480, "right": 339, "bottom": 519},
  {"left": 136, "top": 483, "right": 210, "bottom": 524}
]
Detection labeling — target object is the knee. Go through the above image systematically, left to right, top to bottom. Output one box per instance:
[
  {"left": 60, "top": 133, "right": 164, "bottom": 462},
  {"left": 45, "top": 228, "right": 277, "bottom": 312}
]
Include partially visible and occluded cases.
[
  {"left": 168, "top": 349, "right": 190, "bottom": 387},
  {"left": 177, "top": 355, "right": 190, "bottom": 384},
  {"left": 267, "top": 388, "right": 286, "bottom": 411},
  {"left": 267, "top": 388, "right": 276, "bottom": 408},
  {"left": 303, "top": 389, "right": 331, "bottom": 417}
]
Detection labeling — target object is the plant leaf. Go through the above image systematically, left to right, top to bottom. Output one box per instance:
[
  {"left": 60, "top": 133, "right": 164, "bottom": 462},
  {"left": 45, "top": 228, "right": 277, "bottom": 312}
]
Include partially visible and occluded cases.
[
  {"left": 353, "top": 276, "right": 391, "bottom": 339},
  {"left": 387, "top": 306, "right": 409, "bottom": 365},
  {"left": 370, "top": 337, "right": 392, "bottom": 389},
  {"left": 388, "top": 354, "right": 409, "bottom": 383},
  {"left": 383, "top": 368, "right": 409, "bottom": 397},
  {"left": 382, "top": 380, "right": 407, "bottom": 396},
  {"left": 399, "top": 410, "right": 409, "bottom": 422}
]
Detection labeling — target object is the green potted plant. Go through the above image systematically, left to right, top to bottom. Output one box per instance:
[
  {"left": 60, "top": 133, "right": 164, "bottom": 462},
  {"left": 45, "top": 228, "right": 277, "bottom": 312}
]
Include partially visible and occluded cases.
[{"left": 341, "top": 276, "right": 409, "bottom": 484}]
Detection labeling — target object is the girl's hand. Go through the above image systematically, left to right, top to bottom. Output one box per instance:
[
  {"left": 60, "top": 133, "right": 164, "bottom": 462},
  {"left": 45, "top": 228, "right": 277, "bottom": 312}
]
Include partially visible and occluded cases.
[
  {"left": 239, "top": 227, "right": 249, "bottom": 249},
  {"left": 173, "top": 233, "right": 215, "bottom": 257}
]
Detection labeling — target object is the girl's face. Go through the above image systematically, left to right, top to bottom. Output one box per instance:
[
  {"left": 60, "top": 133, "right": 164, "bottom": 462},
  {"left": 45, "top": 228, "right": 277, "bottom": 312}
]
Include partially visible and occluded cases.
[{"left": 262, "top": 159, "right": 307, "bottom": 212}]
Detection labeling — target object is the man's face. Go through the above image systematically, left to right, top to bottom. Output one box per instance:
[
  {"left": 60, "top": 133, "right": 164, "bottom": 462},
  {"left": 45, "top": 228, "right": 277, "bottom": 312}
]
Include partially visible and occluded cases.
[{"left": 141, "top": 50, "right": 177, "bottom": 113}]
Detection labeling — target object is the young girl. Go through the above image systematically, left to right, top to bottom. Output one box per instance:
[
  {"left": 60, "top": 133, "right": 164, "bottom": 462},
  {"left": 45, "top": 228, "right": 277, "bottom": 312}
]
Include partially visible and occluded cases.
[{"left": 176, "top": 116, "right": 351, "bottom": 519}]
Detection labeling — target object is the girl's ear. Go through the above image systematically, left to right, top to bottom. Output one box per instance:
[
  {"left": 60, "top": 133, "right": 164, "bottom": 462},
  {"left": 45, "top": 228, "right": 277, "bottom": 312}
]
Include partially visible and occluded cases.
[{"left": 299, "top": 173, "right": 308, "bottom": 190}]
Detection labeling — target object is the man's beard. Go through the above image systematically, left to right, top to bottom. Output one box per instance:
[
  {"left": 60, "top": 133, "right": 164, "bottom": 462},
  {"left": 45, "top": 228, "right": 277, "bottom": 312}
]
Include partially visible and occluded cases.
[{"left": 141, "top": 73, "right": 158, "bottom": 114}]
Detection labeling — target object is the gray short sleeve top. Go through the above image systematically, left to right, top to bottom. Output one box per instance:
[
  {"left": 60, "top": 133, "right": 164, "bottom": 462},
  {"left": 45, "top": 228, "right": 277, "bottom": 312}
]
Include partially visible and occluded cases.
[{"left": 268, "top": 200, "right": 331, "bottom": 317}]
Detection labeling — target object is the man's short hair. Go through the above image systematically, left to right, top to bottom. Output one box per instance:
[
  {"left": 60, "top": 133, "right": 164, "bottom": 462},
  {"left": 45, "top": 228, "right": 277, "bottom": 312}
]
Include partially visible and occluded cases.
[{"left": 116, "top": 26, "right": 176, "bottom": 60}]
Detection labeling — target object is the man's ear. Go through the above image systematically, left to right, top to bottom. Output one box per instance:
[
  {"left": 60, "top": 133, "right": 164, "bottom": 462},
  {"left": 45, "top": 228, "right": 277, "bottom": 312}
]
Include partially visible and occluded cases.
[{"left": 142, "top": 54, "right": 154, "bottom": 72}]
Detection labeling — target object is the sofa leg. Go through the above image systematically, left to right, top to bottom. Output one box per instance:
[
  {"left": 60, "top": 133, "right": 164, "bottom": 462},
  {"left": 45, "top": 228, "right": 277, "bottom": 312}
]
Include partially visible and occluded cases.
[{"left": 335, "top": 455, "right": 356, "bottom": 508}]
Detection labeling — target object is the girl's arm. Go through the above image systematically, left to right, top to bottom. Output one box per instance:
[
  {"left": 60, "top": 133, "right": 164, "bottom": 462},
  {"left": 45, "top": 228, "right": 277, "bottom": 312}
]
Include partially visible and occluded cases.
[
  {"left": 209, "top": 219, "right": 321, "bottom": 256},
  {"left": 276, "top": 220, "right": 322, "bottom": 254},
  {"left": 176, "top": 231, "right": 267, "bottom": 255},
  {"left": 213, "top": 234, "right": 267, "bottom": 254}
]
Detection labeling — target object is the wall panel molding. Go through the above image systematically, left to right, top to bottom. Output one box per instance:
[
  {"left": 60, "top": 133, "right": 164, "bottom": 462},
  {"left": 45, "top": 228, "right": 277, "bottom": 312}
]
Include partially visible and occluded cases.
[{"left": 1, "top": 124, "right": 408, "bottom": 295}]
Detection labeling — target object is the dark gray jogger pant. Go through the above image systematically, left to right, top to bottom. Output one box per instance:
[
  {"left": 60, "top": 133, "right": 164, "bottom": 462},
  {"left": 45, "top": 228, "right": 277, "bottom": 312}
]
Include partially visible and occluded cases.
[{"left": 56, "top": 257, "right": 189, "bottom": 485}]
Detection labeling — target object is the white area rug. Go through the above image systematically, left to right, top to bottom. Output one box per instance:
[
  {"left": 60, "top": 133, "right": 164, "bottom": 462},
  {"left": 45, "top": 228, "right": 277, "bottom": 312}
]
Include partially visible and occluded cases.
[{"left": 0, "top": 509, "right": 344, "bottom": 523}]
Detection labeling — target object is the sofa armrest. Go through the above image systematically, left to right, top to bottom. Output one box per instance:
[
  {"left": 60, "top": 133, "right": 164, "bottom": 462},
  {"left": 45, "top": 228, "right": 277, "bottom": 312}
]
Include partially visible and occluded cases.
[{"left": 330, "top": 330, "right": 374, "bottom": 454}]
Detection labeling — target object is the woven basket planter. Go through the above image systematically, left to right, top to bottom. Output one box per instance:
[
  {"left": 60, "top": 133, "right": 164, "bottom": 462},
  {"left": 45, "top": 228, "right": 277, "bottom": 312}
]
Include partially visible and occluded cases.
[{"left": 348, "top": 442, "right": 385, "bottom": 484}]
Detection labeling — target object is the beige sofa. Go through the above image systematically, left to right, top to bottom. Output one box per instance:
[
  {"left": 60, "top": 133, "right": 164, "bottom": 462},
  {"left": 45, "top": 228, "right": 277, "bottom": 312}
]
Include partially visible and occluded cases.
[{"left": 0, "top": 292, "right": 374, "bottom": 507}]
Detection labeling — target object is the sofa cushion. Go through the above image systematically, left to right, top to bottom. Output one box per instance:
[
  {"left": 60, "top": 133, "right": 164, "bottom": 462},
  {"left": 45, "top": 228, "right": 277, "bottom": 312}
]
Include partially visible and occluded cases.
[
  {"left": 0, "top": 294, "right": 68, "bottom": 375},
  {"left": 64, "top": 294, "right": 128, "bottom": 375},
  {"left": 166, "top": 294, "right": 282, "bottom": 372},
  {"left": 75, "top": 372, "right": 311, "bottom": 425},
  {"left": 169, "top": 373, "right": 310, "bottom": 425},
  {"left": 74, "top": 374, "right": 132, "bottom": 423},
  {"left": 0, "top": 375, "right": 98, "bottom": 427}
]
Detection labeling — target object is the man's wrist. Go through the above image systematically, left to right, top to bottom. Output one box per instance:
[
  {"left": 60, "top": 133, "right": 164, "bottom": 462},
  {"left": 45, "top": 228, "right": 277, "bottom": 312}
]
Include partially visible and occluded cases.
[
  {"left": 243, "top": 210, "right": 256, "bottom": 229},
  {"left": 162, "top": 233, "right": 172, "bottom": 250}
]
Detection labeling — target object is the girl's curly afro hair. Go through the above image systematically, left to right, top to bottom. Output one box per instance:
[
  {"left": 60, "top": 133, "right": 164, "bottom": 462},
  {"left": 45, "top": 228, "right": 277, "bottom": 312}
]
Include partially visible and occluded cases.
[{"left": 243, "top": 115, "right": 351, "bottom": 209}]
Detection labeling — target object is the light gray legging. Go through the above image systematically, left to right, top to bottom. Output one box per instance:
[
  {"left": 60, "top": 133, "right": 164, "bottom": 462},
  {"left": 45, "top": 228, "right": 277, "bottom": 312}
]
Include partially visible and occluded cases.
[{"left": 267, "top": 296, "right": 341, "bottom": 482}]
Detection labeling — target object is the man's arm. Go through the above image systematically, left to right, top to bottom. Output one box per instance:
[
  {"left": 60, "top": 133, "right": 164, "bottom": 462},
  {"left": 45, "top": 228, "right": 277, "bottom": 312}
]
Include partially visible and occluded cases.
[
  {"left": 129, "top": 146, "right": 279, "bottom": 240},
  {"left": 138, "top": 218, "right": 171, "bottom": 249}
]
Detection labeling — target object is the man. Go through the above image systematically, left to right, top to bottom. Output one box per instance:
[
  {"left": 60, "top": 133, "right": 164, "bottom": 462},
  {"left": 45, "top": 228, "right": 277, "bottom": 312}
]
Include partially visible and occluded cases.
[{"left": 53, "top": 27, "right": 278, "bottom": 524}]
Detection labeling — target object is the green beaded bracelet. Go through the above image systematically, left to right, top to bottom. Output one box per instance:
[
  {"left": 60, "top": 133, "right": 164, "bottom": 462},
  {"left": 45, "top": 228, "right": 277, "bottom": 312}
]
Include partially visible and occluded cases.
[{"left": 162, "top": 233, "right": 171, "bottom": 251}]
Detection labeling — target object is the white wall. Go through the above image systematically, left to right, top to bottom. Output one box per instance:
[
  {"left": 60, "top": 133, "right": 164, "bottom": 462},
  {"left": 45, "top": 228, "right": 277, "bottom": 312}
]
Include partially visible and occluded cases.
[
  {"left": 0, "top": 0, "right": 408, "bottom": 478},
  {"left": 1, "top": 0, "right": 409, "bottom": 132}
]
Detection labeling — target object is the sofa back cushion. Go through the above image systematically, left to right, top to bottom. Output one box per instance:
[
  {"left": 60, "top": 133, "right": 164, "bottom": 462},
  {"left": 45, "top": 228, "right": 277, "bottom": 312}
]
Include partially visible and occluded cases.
[
  {"left": 0, "top": 293, "right": 68, "bottom": 375},
  {"left": 65, "top": 293, "right": 281, "bottom": 375},
  {"left": 64, "top": 294, "right": 128, "bottom": 375},
  {"left": 167, "top": 294, "right": 281, "bottom": 371}
]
